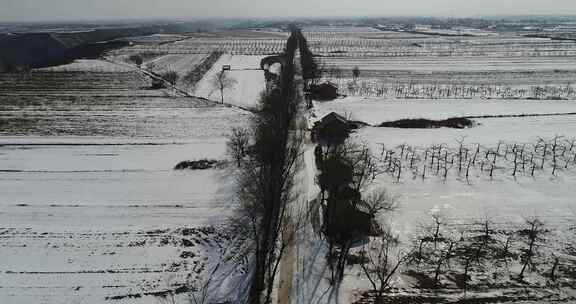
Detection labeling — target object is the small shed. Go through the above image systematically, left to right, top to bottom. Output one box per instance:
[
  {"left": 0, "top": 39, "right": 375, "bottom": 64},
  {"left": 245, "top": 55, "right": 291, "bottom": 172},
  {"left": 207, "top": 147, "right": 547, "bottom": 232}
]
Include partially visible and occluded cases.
[{"left": 312, "top": 112, "right": 350, "bottom": 145}]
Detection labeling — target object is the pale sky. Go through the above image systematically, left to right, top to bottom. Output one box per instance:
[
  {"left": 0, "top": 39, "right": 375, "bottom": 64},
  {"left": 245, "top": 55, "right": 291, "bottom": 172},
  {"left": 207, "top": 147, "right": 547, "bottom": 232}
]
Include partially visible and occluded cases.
[{"left": 1, "top": 0, "right": 576, "bottom": 22}]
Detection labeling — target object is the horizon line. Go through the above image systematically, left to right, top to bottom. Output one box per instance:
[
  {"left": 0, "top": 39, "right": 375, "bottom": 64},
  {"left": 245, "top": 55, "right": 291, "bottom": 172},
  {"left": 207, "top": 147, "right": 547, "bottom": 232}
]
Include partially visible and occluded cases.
[{"left": 3, "top": 13, "right": 576, "bottom": 25}]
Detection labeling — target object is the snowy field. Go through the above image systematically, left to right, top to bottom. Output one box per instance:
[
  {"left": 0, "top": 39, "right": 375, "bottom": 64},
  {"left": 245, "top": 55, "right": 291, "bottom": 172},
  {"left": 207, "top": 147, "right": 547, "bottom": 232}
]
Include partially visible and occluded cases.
[
  {"left": 3, "top": 26, "right": 576, "bottom": 304},
  {"left": 305, "top": 27, "right": 576, "bottom": 301},
  {"left": 113, "top": 31, "right": 288, "bottom": 56},
  {"left": 144, "top": 53, "right": 209, "bottom": 76},
  {"left": 194, "top": 55, "right": 265, "bottom": 108},
  {"left": 321, "top": 56, "right": 576, "bottom": 72},
  {"left": 0, "top": 57, "right": 251, "bottom": 304},
  {"left": 37, "top": 59, "right": 138, "bottom": 73},
  {"left": 0, "top": 68, "right": 159, "bottom": 97},
  {"left": 315, "top": 97, "right": 576, "bottom": 125},
  {"left": 326, "top": 100, "right": 576, "bottom": 236},
  {"left": 334, "top": 106, "right": 576, "bottom": 303},
  {"left": 354, "top": 115, "right": 576, "bottom": 146},
  {"left": 0, "top": 140, "right": 237, "bottom": 304},
  {"left": 369, "top": 162, "right": 576, "bottom": 238},
  {"left": 0, "top": 168, "right": 233, "bottom": 304}
]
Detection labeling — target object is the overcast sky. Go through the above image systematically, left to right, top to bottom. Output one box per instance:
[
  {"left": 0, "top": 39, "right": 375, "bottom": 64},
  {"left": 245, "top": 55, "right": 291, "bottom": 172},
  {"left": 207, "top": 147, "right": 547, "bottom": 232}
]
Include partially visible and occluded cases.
[{"left": 2, "top": 0, "right": 576, "bottom": 22}]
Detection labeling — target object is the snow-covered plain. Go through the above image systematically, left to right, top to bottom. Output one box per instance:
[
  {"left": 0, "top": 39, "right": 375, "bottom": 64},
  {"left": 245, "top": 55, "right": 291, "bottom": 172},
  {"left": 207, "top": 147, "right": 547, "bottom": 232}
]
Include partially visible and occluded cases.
[
  {"left": 4, "top": 26, "right": 576, "bottom": 304},
  {"left": 307, "top": 28, "right": 576, "bottom": 303},
  {"left": 144, "top": 53, "right": 209, "bottom": 76},
  {"left": 194, "top": 55, "right": 265, "bottom": 108},
  {"left": 321, "top": 56, "right": 576, "bottom": 72},
  {"left": 0, "top": 58, "right": 250, "bottom": 304},
  {"left": 37, "top": 59, "right": 138, "bottom": 73},
  {"left": 315, "top": 97, "right": 576, "bottom": 125},
  {"left": 327, "top": 100, "right": 576, "bottom": 238},
  {"left": 322, "top": 101, "right": 576, "bottom": 302},
  {"left": 354, "top": 115, "right": 576, "bottom": 147},
  {"left": 0, "top": 141, "right": 236, "bottom": 304}
]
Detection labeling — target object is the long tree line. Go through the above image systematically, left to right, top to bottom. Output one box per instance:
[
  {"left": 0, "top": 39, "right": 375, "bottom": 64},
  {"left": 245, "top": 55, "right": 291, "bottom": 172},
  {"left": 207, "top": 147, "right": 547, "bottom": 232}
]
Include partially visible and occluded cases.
[{"left": 225, "top": 27, "right": 320, "bottom": 304}]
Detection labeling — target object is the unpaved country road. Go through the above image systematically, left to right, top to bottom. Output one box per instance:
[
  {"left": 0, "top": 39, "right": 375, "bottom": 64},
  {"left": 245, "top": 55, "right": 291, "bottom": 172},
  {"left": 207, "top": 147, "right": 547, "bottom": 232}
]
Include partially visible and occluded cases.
[
  {"left": 277, "top": 142, "right": 322, "bottom": 304},
  {"left": 278, "top": 221, "right": 296, "bottom": 304}
]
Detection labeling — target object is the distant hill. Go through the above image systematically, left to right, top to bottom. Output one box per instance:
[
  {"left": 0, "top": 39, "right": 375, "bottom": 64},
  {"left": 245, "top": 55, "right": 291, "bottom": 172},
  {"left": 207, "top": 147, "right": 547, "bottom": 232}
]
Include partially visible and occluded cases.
[
  {"left": 0, "top": 21, "right": 236, "bottom": 72},
  {"left": 0, "top": 27, "right": 158, "bottom": 71}
]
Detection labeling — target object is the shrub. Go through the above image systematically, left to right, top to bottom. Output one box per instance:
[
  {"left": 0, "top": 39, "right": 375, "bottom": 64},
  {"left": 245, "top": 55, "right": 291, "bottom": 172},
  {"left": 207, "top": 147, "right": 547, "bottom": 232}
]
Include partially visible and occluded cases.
[
  {"left": 128, "top": 54, "right": 143, "bottom": 67},
  {"left": 161, "top": 71, "right": 179, "bottom": 86},
  {"left": 379, "top": 117, "right": 474, "bottom": 129},
  {"left": 174, "top": 159, "right": 219, "bottom": 170}
]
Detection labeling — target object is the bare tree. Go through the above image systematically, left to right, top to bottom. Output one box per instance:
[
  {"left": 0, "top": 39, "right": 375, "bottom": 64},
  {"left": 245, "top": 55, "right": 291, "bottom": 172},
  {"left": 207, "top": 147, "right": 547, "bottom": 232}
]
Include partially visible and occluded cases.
[
  {"left": 211, "top": 71, "right": 237, "bottom": 104},
  {"left": 227, "top": 127, "right": 250, "bottom": 167},
  {"left": 335, "top": 141, "right": 382, "bottom": 191},
  {"left": 363, "top": 189, "right": 398, "bottom": 216},
  {"left": 430, "top": 210, "right": 447, "bottom": 250},
  {"left": 518, "top": 218, "right": 545, "bottom": 280},
  {"left": 360, "top": 232, "right": 407, "bottom": 301}
]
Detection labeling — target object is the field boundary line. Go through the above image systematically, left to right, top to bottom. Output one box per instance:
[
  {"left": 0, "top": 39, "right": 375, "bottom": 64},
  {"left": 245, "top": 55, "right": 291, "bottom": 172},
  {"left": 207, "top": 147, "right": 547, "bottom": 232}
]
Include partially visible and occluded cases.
[{"left": 102, "top": 57, "right": 258, "bottom": 114}]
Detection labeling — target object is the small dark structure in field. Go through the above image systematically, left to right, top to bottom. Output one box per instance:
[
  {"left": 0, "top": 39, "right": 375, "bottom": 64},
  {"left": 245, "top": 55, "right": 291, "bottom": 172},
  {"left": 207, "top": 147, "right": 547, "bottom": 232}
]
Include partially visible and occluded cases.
[
  {"left": 151, "top": 78, "right": 165, "bottom": 89},
  {"left": 310, "top": 82, "right": 338, "bottom": 101},
  {"left": 312, "top": 112, "right": 367, "bottom": 145},
  {"left": 313, "top": 112, "right": 349, "bottom": 143},
  {"left": 379, "top": 117, "right": 474, "bottom": 129},
  {"left": 174, "top": 159, "right": 219, "bottom": 170}
]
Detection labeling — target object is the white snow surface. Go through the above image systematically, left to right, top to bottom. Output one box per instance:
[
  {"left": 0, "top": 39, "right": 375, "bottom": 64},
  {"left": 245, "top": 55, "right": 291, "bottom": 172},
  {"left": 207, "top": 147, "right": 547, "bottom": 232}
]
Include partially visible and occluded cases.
[
  {"left": 194, "top": 55, "right": 265, "bottom": 108},
  {"left": 37, "top": 59, "right": 138, "bottom": 73},
  {"left": 0, "top": 62, "right": 249, "bottom": 303},
  {"left": 311, "top": 97, "right": 576, "bottom": 303},
  {"left": 316, "top": 97, "right": 576, "bottom": 125},
  {"left": 354, "top": 115, "right": 576, "bottom": 147},
  {"left": 0, "top": 136, "right": 236, "bottom": 304}
]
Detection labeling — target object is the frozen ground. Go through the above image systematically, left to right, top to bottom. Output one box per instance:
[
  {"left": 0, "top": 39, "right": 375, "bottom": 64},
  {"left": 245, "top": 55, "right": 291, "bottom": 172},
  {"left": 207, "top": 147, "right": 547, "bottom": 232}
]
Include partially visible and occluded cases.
[
  {"left": 4, "top": 26, "right": 576, "bottom": 303},
  {"left": 117, "top": 31, "right": 288, "bottom": 56},
  {"left": 311, "top": 52, "right": 576, "bottom": 300},
  {"left": 144, "top": 53, "right": 209, "bottom": 76},
  {"left": 194, "top": 55, "right": 265, "bottom": 108},
  {"left": 321, "top": 56, "right": 576, "bottom": 72},
  {"left": 0, "top": 58, "right": 250, "bottom": 303},
  {"left": 37, "top": 59, "right": 138, "bottom": 73},
  {"left": 315, "top": 97, "right": 576, "bottom": 125},
  {"left": 324, "top": 97, "right": 576, "bottom": 302},
  {"left": 305, "top": 109, "right": 576, "bottom": 303},
  {"left": 353, "top": 115, "right": 576, "bottom": 147},
  {"left": 0, "top": 138, "right": 236, "bottom": 304},
  {"left": 365, "top": 158, "right": 576, "bottom": 241}
]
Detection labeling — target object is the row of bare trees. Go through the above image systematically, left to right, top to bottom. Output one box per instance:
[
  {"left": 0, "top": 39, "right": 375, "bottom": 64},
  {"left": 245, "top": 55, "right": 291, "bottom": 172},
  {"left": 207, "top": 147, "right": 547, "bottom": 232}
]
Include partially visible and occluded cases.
[
  {"left": 213, "top": 27, "right": 320, "bottom": 304},
  {"left": 241, "top": 29, "right": 301, "bottom": 304},
  {"left": 325, "top": 78, "right": 576, "bottom": 100},
  {"left": 376, "top": 136, "right": 576, "bottom": 182},
  {"left": 354, "top": 212, "right": 576, "bottom": 303},
  {"left": 405, "top": 214, "right": 573, "bottom": 291}
]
